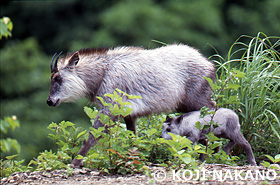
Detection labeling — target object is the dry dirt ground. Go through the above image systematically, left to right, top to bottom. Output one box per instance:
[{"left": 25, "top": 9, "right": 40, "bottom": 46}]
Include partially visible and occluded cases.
[{"left": 2, "top": 164, "right": 280, "bottom": 185}]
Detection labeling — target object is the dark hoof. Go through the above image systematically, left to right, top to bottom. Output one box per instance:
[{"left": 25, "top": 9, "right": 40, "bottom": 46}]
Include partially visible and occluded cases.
[
  {"left": 70, "top": 159, "right": 83, "bottom": 168},
  {"left": 251, "top": 162, "right": 257, "bottom": 166}
]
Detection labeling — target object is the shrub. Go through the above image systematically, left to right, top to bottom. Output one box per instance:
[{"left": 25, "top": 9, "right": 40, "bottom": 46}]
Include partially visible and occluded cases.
[{"left": 210, "top": 32, "right": 280, "bottom": 158}]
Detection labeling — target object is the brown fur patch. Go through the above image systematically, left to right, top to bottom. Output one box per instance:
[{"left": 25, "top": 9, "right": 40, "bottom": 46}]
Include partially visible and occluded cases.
[
  {"left": 59, "top": 48, "right": 109, "bottom": 67},
  {"left": 78, "top": 48, "right": 109, "bottom": 56},
  {"left": 51, "top": 72, "right": 59, "bottom": 79}
]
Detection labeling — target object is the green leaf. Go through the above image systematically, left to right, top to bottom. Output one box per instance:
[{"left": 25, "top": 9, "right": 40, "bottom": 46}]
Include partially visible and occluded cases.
[
  {"left": 0, "top": 17, "right": 13, "bottom": 39},
  {"left": 7, "top": 19, "right": 13, "bottom": 31},
  {"left": 232, "top": 69, "right": 245, "bottom": 78},
  {"left": 204, "top": 77, "right": 220, "bottom": 90},
  {"left": 226, "top": 84, "right": 241, "bottom": 90},
  {"left": 115, "top": 88, "right": 142, "bottom": 99},
  {"left": 104, "top": 93, "right": 115, "bottom": 100},
  {"left": 127, "top": 95, "right": 143, "bottom": 99},
  {"left": 226, "top": 95, "right": 239, "bottom": 104},
  {"left": 97, "top": 97, "right": 111, "bottom": 107},
  {"left": 120, "top": 101, "right": 133, "bottom": 106},
  {"left": 111, "top": 104, "right": 121, "bottom": 115},
  {"left": 84, "top": 106, "right": 98, "bottom": 119},
  {"left": 121, "top": 107, "right": 133, "bottom": 117},
  {"left": 98, "top": 113, "right": 111, "bottom": 124},
  {"left": 63, "top": 121, "right": 75, "bottom": 127},
  {"left": 195, "top": 121, "right": 202, "bottom": 130},
  {"left": 47, "top": 122, "right": 58, "bottom": 129},
  {"left": 269, "top": 123, "right": 280, "bottom": 140},
  {"left": 203, "top": 125, "right": 211, "bottom": 130},
  {"left": 147, "top": 128, "right": 157, "bottom": 137},
  {"left": 76, "top": 130, "right": 87, "bottom": 140},
  {"left": 206, "top": 132, "right": 220, "bottom": 143},
  {"left": 0, "top": 138, "right": 21, "bottom": 153},
  {"left": 209, "top": 142, "right": 221, "bottom": 150},
  {"left": 194, "top": 145, "right": 201, "bottom": 150},
  {"left": 177, "top": 150, "right": 185, "bottom": 155},
  {"left": 195, "top": 150, "right": 207, "bottom": 154},
  {"left": 180, "top": 153, "right": 192, "bottom": 164},
  {"left": 6, "top": 154, "right": 19, "bottom": 160},
  {"left": 275, "top": 154, "right": 280, "bottom": 162},
  {"left": 75, "top": 155, "right": 84, "bottom": 160},
  {"left": 265, "top": 155, "right": 275, "bottom": 163},
  {"left": 28, "top": 159, "right": 38, "bottom": 166},
  {"left": 260, "top": 161, "right": 271, "bottom": 168},
  {"left": 270, "top": 166, "right": 280, "bottom": 170},
  {"left": 103, "top": 168, "right": 109, "bottom": 174}
]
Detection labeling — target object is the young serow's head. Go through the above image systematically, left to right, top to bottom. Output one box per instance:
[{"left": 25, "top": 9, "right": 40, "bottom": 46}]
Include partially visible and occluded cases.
[{"left": 161, "top": 115, "right": 184, "bottom": 140}]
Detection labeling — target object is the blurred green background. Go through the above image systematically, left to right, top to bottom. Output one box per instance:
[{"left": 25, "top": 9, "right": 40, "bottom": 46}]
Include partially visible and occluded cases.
[{"left": 1, "top": 0, "right": 279, "bottom": 162}]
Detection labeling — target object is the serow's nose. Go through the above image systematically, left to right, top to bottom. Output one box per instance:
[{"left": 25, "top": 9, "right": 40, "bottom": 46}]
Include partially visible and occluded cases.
[{"left": 47, "top": 98, "right": 54, "bottom": 106}]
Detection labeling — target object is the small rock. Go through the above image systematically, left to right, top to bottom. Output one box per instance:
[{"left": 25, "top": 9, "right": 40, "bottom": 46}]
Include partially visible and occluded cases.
[
  {"left": 68, "top": 163, "right": 75, "bottom": 168},
  {"left": 82, "top": 167, "right": 91, "bottom": 171},
  {"left": 72, "top": 169, "right": 81, "bottom": 175},
  {"left": 79, "top": 170, "right": 88, "bottom": 174},
  {"left": 90, "top": 171, "right": 99, "bottom": 176},
  {"left": 42, "top": 173, "right": 51, "bottom": 178},
  {"left": 61, "top": 174, "right": 68, "bottom": 178},
  {"left": 7, "top": 175, "right": 14, "bottom": 181},
  {"left": 1, "top": 178, "right": 7, "bottom": 182}
]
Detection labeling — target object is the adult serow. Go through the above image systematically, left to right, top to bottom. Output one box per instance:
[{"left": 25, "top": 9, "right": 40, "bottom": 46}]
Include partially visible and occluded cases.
[
  {"left": 47, "top": 44, "right": 216, "bottom": 167},
  {"left": 161, "top": 108, "right": 257, "bottom": 165}
]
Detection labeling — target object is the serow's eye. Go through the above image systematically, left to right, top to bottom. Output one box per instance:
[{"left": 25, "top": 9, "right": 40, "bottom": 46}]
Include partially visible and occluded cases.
[
  {"left": 55, "top": 76, "right": 62, "bottom": 84},
  {"left": 166, "top": 128, "right": 171, "bottom": 132}
]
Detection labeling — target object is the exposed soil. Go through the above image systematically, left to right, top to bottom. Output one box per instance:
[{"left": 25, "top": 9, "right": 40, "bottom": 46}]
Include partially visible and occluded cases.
[{"left": 1, "top": 164, "right": 280, "bottom": 185}]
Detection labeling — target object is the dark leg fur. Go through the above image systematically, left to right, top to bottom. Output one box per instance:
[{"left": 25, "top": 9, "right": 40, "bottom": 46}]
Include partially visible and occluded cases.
[
  {"left": 71, "top": 112, "right": 137, "bottom": 167},
  {"left": 71, "top": 114, "right": 105, "bottom": 168},
  {"left": 124, "top": 116, "right": 137, "bottom": 134},
  {"left": 223, "top": 140, "right": 235, "bottom": 155}
]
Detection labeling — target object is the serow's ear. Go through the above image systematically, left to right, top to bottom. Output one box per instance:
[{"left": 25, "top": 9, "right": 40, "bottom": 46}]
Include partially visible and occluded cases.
[
  {"left": 68, "top": 52, "right": 79, "bottom": 67},
  {"left": 175, "top": 115, "right": 184, "bottom": 124},
  {"left": 165, "top": 116, "right": 172, "bottom": 122}
]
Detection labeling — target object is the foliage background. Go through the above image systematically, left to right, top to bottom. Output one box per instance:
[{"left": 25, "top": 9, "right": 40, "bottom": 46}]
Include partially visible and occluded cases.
[{"left": 1, "top": 0, "right": 279, "bottom": 163}]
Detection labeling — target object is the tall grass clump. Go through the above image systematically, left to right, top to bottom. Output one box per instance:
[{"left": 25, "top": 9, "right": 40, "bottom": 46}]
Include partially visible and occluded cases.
[{"left": 210, "top": 32, "right": 280, "bottom": 158}]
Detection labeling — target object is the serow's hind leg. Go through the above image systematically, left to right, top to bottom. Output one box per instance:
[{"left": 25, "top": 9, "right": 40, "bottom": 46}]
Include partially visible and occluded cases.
[
  {"left": 230, "top": 132, "right": 257, "bottom": 166},
  {"left": 222, "top": 140, "right": 235, "bottom": 155}
]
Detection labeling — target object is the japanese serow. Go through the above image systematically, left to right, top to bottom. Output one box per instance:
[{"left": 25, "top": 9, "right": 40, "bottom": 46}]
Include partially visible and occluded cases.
[
  {"left": 47, "top": 44, "right": 216, "bottom": 167},
  {"left": 161, "top": 108, "right": 257, "bottom": 165}
]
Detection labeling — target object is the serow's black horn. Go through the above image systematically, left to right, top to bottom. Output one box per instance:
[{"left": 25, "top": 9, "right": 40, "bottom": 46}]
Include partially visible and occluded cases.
[
  {"left": 50, "top": 51, "right": 63, "bottom": 73},
  {"left": 50, "top": 52, "right": 57, "bottom": 73}
]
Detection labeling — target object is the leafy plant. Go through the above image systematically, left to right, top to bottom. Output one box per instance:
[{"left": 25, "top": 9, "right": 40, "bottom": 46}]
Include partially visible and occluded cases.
[
  {"left": 0, "top": 16, "right": 13, "bottom": 39},
  {"left": 210, "top": 32, "right": 280, "bottom": 158},
  {"left": 193, "top": 67, "right": 245, "bottom": 165},
  {"left": 81, "top": 89, "right": 148, "bottom": 174},
  {"left": 194, "top": 109, "right": 239, "bottom": 166},
  {"left": 136, "top": 114, "right": 172, "bottom": 164},
  {"left": 0, "top": 116, "right": 21, "bottom": 154},
  {"left": 0, "top": 116, "right": 28, "bottom": 178},
  {"left": 28, "top": 121, "right": 87, "bottom": 172},
  {"left": 47, "top": 121, "right": 87, "bottom": 159},
  {"left": 159, "top": 132, "right": 204, "bottom": 170},
  {"left": 202, "top": 132, "right": 239, "bottom": 165},
  {"left": 29, "top": 150, "right": 72, "bottom": 172},
  {"left": 260, "top": 154, "right": 280, "bottom": 170},
  {"left": 0, "top": 155, "right": 30, "bottom": 178}
]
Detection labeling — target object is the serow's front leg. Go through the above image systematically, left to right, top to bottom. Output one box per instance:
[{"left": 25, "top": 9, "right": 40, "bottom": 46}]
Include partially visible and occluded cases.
[{"left": 70, "top": 114, "right": 106, "bottom": 168}]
